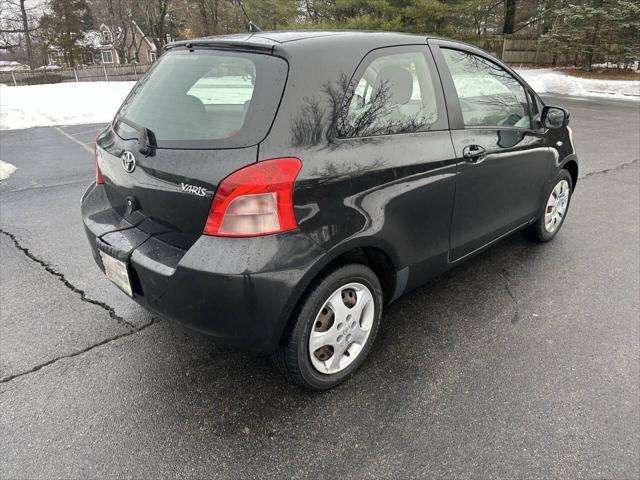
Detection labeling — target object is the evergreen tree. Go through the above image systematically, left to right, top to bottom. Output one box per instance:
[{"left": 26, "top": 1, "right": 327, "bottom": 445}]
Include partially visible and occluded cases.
[
  {"left": 40, "top": 0, "right": 94, "bottom": 67},
  {"left": 243, "top": 0, "right": 298, "bottom": 31},
  {"left": 540, "top": 0, "right": 640, "bottom": 69}
]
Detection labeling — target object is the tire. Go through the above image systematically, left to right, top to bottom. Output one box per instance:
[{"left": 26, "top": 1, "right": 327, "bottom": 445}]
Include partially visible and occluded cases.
[
  {"left": 524, "top": 169, "right": 573, "bottom": 243},
  {"left": 272, "top": 263, "right": 383, "bottom": 390}
]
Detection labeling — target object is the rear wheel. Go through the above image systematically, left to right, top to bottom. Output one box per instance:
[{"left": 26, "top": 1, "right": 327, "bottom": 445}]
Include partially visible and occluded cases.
[
  {"left": 524, "top": 169, "right": 573, "bottom": 242},
  {"left": 273, "top": 264, "right": 383, "bottom": 390}
]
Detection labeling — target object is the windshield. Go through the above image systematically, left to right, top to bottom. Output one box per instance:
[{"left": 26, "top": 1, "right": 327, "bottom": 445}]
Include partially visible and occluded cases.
[{"left": 114, "top": 49, "right": 288, "bottom": 149}]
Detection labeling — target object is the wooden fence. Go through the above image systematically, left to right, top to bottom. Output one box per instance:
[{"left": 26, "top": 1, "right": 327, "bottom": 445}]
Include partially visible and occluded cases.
[
  {"left": 468, "top": 35, "right": 563, "bottom": 64},
  {"left": 469, "top": 35, "right": 627, "bottom": 66},
  {"left": 0, "top": 63, "right": 151, "bottom": 86}
]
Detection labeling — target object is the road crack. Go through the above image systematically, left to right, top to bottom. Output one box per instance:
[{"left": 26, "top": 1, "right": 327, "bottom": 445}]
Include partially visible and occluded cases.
[
  {"left": 579, "top": 158, "right": 639, "bottom": 180},
  {"left": 0, "top": 228, "right": 137, "bottom": 331},
  {"left": 499, "top": 268, "right": 519, "bottom": 324},
  {"left": 0, "top": 319, "right": 156, "bottom": 384}
]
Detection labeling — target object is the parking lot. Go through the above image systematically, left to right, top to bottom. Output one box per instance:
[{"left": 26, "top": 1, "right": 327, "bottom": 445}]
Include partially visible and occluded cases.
[{"left": 1, "top": 94, "right": 639, "bottom": 478}]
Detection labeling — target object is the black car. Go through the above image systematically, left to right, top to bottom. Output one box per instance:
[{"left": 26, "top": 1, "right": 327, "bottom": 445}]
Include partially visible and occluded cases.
[{"left": 82, "top": 30, "right": 578, "bottom": 390}]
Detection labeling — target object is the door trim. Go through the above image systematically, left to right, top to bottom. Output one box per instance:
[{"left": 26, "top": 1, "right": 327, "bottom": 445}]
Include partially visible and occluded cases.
[{"left": 448, "top": 218, "right": 534, "bottom": 264}]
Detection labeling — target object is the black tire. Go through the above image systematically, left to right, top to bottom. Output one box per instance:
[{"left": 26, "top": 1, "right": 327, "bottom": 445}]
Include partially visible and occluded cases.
[
  {"left": 524, "top": 169, "right": 573, "bottom": 243},
  {"left": 272, "top": 263, "right": 383, "bottom": 390}
]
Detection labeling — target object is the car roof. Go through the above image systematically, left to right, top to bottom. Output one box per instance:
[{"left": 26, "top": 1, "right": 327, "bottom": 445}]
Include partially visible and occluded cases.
[
  {"left": 167, "top": 30, "right": 452, "bottom": 54},
  {"left": 240, "top": 30, "right": 431, "bottom": 44}
]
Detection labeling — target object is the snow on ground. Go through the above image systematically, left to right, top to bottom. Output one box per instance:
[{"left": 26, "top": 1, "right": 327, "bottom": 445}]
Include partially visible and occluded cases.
[
  {"left": 0, "top": 68, "right": 638, "bottom": 131},
  {"left": 517, "top": 68, "right": 640, "bottom": 100},
  {"left": 0, "top": 81, "right": 135, "bottom": 130},
  {"left": 0, "top": 160, "right": 17, "bottom": 180}
]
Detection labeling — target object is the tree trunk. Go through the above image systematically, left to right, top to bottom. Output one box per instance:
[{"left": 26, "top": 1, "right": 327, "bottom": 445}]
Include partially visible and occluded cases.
[
  {"left": 19, "top": 0, "right": 33, "bottom": 68},
  {"left": 197, "top": 0, "right": 210, "bottom": 36},
  {"left": 212, "top": 0, "right": 219, "bottom": 35},
  {"left": 304, "top": 0, "right": 314, "bottom": 22},
  {"left": 503, "top": 0, "right": 517, "bottom": 34},
  {"left": 542, "top": 0, "right": 554, "bottom": 33},
  {"left": 157, "top": 1, "right": 169, "bottom": 51},
  {"left": 583, "top": 3, "right": 603, "bottom": 71},
  {"left": 128, "top": 28, "right": 137, "bottom": 63},
  {"left": 65, "top": 30, "right": 75, "bottom": 67}
]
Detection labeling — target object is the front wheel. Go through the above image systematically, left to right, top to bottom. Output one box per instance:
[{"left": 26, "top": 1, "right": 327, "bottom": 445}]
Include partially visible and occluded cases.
[
  {"left": 524, "top": 169, "right": 573, "bottom": 242},
  {"left": 272, "top": 264, "right": 383, "bottom": 390}
]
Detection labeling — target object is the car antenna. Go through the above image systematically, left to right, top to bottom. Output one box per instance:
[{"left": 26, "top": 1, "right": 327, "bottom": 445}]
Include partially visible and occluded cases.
[{"left": 235, "top": 0, "right": 262, "bottom": 33}]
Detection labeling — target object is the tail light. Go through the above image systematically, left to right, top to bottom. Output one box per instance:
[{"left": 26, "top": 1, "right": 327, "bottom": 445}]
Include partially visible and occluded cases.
[
  {"left": 95, "top": 142, "right": 104, "bottom": 185},
  {"left": 204, "top": 157, "right": 302, "bottom": 237}
]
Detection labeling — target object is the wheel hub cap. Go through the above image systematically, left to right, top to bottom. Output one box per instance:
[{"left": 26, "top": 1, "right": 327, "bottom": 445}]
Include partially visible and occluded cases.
[
  {"left": 544, "top": 179, "right": 569, "bottom": 233},
  {"left": 309, "top": 283, "right": 375, "bottom": 374}
]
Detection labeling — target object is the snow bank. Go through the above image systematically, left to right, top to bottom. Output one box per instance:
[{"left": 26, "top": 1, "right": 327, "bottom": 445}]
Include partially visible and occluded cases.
[
  {"left": 516, "top": 68, "right": 640, "bottom": 99},
  {"left": 0, "top": 81, "right": 135, "bottom": 130},
  {"left": 0, "top": 160, "right": 17, "bottom": 180}
]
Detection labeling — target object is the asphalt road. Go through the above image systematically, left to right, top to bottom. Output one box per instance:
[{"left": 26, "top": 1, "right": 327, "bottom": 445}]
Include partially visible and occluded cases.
[{"left": 1, "top": 95, "right": 639, "bottom": 479}]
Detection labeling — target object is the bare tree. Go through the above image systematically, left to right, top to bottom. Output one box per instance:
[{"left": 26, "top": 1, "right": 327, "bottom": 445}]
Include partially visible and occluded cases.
[
  {"left": 0, "top": 0, "right": 41, "bottom": 66},
  {"left": 106, "top": 0, "right": 134, "bottom": 63},
  {"left": 140, "top": 0, "right": 170, "bottom": 52},
  {"left": 195, "top": 0, "right": 210, "bottom": 35}
]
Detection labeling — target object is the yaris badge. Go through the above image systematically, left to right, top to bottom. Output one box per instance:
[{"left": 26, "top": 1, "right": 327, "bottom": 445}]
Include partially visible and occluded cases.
[{"left": 121, "top": 151, "right": 136, "bottom": 173}]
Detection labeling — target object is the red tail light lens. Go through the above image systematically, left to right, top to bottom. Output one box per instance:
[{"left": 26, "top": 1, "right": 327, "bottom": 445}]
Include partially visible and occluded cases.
[
  {"left": 95, "top": 142, "right": 104, "bottom": 185},
  {"left": 204, "top": 157, "right": 302, "bottom": 237}
]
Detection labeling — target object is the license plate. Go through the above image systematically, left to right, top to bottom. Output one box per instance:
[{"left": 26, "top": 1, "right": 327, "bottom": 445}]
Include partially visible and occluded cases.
[{"left": 99, "top": 251, "right": 133, "bottom": 297}]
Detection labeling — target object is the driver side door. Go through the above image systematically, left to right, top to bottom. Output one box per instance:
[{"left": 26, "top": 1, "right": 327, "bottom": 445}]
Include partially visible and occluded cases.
[{"left": 432, "top": 43, "right": 555, "bottom": 262}]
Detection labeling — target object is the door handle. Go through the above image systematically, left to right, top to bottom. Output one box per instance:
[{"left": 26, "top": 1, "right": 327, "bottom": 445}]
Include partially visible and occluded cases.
[{"left": 462, "top": 144, "right": 487, "bottom": 163}]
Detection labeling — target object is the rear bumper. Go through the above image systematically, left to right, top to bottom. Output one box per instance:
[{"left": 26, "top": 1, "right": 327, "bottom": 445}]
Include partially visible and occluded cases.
[{"left": 81, "top": 183, "right": 325, "bottom": 352}]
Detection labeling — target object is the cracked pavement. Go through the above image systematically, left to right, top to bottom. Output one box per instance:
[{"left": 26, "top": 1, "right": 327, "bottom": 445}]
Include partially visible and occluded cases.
[{"left": 0, "top": 94, "right": 638, "bottom": 479}]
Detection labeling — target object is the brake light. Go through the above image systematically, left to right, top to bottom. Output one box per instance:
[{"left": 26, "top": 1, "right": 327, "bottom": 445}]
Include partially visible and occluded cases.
[
  {"left": 95, "top": 142, "right": 104, "bottom": 185},
  {"left": 204, "top": 158, "right": 302, "bottom": 237}
]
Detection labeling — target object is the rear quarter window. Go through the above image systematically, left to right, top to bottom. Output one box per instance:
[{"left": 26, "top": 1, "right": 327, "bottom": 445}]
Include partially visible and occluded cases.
[
  {"left": 115, "top": 49, "right": 288, "bottom": 149},
  {"left": 338, "top": 49, "right": 445, "bottom": 138}
]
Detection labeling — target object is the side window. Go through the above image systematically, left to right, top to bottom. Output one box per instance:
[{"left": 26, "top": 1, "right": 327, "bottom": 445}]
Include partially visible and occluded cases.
[
  {"left": 442, "top": 48, "right": 531, "bottom": 129},
  {"left": 338, "top": 50, "right": 441, "bottom": 138}
]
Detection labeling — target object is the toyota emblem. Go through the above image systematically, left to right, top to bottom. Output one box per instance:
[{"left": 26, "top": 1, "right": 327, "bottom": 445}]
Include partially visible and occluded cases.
[{"left": 121, "top": 151, "right": 136, "bottom": 173}]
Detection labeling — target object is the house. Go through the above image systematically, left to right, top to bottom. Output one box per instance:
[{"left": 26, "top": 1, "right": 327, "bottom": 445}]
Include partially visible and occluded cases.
[
  {"left": 47, "top": 21, "right": 157, "bottom": 67},
  {"left": 96, "top": 21, "right": 157, "bottom": 65},
  {"left": 0, "top": 61, "right": 30, "bottom": 72}
]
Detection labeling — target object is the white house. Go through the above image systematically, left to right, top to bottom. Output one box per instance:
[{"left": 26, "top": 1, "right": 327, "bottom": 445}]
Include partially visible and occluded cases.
[
  {"left": 47, "top": 21, "right": 157, "bottom": 67},
  {"left": 96, "top": 21, "right": 157, "bottom": 65}
]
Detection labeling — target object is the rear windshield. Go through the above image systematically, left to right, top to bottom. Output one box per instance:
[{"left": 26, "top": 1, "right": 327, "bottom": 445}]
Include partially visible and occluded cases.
[{"left": 114, "top": 49, "right": 288, "bottom": 149}]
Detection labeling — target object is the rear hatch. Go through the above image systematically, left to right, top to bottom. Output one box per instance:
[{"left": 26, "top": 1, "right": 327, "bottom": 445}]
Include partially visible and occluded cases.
[{"left": 96, "top": 47, "right": 288, "bottom": 249}]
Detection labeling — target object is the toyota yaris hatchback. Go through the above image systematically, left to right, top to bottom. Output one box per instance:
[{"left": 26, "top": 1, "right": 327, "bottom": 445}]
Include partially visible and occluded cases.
[{"left": 82, "top": 31, "right": 578, "bottom": 390}]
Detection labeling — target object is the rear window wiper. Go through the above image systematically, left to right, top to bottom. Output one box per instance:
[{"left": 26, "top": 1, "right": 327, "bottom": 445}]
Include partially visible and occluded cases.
[
  {"left": 117, "top": 117, "right": 157, "bottom": 156},
  {"left": 137, "top": 126, "right": 157, "bottom": 156}
]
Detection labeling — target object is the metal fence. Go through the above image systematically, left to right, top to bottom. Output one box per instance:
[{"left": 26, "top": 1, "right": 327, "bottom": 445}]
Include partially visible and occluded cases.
[{"left": 0, "top": 63, "right": 151, "bottom": 86}]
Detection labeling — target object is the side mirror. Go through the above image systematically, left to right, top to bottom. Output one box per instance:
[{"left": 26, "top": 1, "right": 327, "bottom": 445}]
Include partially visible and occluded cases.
[{"left": 542, "top": 106, "right": 569, "bottom": 129}]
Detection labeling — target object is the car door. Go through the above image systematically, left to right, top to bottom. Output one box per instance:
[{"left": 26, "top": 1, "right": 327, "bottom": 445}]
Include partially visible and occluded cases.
[
  {"left": 430, "top": 41, "right": 554, "bottom": 262},
  {"left": 260, "top": 43, "right": 459, "bottom": 290},
  {"left": 330, "top": 45, "right": 458, "bottom": 286}
]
